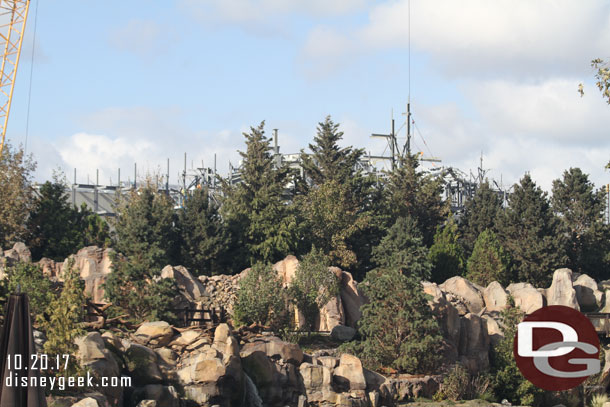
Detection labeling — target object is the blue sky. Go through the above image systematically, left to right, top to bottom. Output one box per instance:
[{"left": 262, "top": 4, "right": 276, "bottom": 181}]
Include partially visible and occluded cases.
[{"left": 5, "top": 0, "right": 610, "bottom": 191}]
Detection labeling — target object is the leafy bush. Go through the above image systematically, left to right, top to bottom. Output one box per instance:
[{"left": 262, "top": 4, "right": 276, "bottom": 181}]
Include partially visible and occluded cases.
[
  {"left": 291, "top": 248, "right": 340, "bottom": 331},
  {"left": 1, "top": 262, "right": 56, "bottom": 323},
  {"left": 233, "top": 262, "right": 290, "bottom": 331},
  {"left": 355, "top": 268, "right": 443, "bottom": 373},
  {"left": 436, "top": 364, "right": 492, "bottom": 401}
]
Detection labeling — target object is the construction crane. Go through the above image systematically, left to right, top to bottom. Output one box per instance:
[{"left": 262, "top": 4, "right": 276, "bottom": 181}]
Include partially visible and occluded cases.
[{"left": 0, "top": 0, "right": 30, "bottom": 158}]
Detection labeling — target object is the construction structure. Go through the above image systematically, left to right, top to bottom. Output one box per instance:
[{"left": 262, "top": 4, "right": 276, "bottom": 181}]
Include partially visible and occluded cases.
[{"left": 0, "top": 0, "right": 30, "bottom": 157}]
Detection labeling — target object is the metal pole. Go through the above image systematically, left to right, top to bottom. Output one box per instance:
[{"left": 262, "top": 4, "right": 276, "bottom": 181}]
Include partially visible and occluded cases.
[
  {"left": 166, "top": 158, "right": 169, "bottom": 194},
  {"left": 134, "top": 163, "right": 137, "bottom": 189}
]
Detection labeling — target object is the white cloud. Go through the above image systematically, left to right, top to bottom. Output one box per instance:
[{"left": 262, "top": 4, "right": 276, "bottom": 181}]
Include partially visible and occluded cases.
[
  {"left": 302, "top": 0, "right": 610, "bottom": 79},
  {"left": 412, "top": 79, "right": 610, "bottom": 192},
  {"left": 49, "top": 107, "right": 244, "bottom": 186}
]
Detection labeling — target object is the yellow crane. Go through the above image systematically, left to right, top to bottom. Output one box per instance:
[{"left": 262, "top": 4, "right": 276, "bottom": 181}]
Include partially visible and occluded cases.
[{"left": 0, "top": 0, "right": 30, "bottom": 158}]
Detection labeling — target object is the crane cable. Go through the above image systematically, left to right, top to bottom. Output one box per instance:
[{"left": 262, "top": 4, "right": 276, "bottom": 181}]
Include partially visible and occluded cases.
[{"left": 24, "top": 0, "right": 39, "bottom": 157}]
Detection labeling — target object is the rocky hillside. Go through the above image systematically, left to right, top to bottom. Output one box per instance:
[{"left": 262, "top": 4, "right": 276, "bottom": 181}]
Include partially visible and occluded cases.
[{"left": 2, "top": 243, "right": 610, "bottom": 407}]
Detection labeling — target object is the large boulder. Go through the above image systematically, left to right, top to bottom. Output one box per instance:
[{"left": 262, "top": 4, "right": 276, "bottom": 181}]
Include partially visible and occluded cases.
[
  {"left": 4, "top": 242, "right": 31, "bottom": 263},
  {"left": 64, "top": 246, "right": 114, "bottom": 304},
  {"left": 273, "top": 255, "right": 299, "bottom": 287},
  {"left": 160, "top": 265, "right": 207, "bottom": 304},
  {"left": 546, "top": 268, "right": 579, "bottom": 310},
  {"left": 338, "top": 269, "right": 364, "bottom": 328},
  {"left": 574, "top": 274, "right": 603, "bottom": 311},
  {"left": 440, "top": 277, "right": 485, "bottom": 314},
  {"left": 483, "top": 281, "right": 509, "bottom": 312},
  {"left": 422, "top": 282, "right": 461, "bottom": 346},
  {"left": 507, "top": 282, "right": 545, "bottom": 314},
  {"left": 318, "top": 295, "right": 345, "bottom": 332},
  {"left": 458, "top": 313, "right": 490, "bottom": 373},
  {"left": 482, "top": 314, "right": 504, "bottom": 346},
  {"left": 134, "top": 321, "right": 174, "bottom": 348},
  {"left": 330, "top": 325, "right": 356, "bottom": 342},
  {"left": 74, "top": 332, "right": 122, "bottom": 406},
  {"left": 241, "top": 336, "right": 303, "bottom": 365},
  {"left": 123, "top": 342, "right": 163, "bottom": 385},
  {"left": 179, "top": 346, "right": 244, "bottom": 407},
  {"left": 333, "top": 353, "right": 367, "bottom": 391}
]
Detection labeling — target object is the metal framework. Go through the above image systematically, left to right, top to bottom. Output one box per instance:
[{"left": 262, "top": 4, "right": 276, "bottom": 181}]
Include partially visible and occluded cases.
[{"left": 0, "top": 0, "right": 29, "bottom": 158}]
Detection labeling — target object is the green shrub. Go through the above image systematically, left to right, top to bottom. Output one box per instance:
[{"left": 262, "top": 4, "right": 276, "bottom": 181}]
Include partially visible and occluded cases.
[
  {"left": 291, "top": 248, "right": 340, "bottom": 331},
  {"left": 41, "top": 258, "right": 86, "bottom": 377},
  {"left": 2, "top": 262, "right": 56, "bottom": 322},
  {"left": 233, "top": 262, "right": 290, "bottom": 331}
]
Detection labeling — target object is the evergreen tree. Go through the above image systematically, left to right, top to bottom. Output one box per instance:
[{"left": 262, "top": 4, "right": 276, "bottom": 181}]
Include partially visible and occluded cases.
[
  {"left": 296, "top": 115, "right": 380, "bottom": 276},
  {"left": 300, "top": 115, "right": 363, "bottom": 187},
  {"left": 221, "top": 122, "right": 297, "bottom": 271},
  {"left": 0, "top": 142, "right": 36, "bottom": 248},
  {"left": 382, "top": 155, "right": 448, "bottom": 246},
  {"left": 551, "top": 168, "right": 610, "bottom": 279},
  {"left": 496, "top": 174, "right": 567, "bottom": 286},
  {"left": 297, "top": 179, "right": 369, "bottom": 270},
  {"left": 27, "top": 181, "right": 82, "bottom": 261},
  {"left": 27, "top": 181, "right": 111, "bottom": 261},
  {"left": 460, "top": 181, "right": 503, "bottom": 254},
  {"left": 104, "top": 183, "right": 177, "bottom": 322},
  {"left": 178, "top": 187, "right": 229, "bottom": 276},
  {"left": 78, "top": 203, "right": 112, "bottom": 248},
  {"left": 372, "top": 216, "right": 432, "bottom": 280},
  {"left": 428, "top": 218, "right": 466, "bottom": 284},
  {"left": 466, "top": 229, "right": 512, "bottom": 286},
  {"left": 42, "top": 259, "right": 86, "bottom": 376},
  {"left": 355, "top": 267, "right": 443, "bottom": 374},
  {"left": 490, "top": 297, "right": 544, "bottom": 406}
]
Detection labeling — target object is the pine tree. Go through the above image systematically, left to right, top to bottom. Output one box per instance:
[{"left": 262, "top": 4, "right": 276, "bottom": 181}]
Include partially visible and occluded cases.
[
  {"left": 300, "top": 115, "right": 363, "bottom": 187},
  {"left": 296, "top": 116, "right": 380, "bottom": 276},
  {"left": 221, "top": 121, "right": 297, "bottom": 271},
  {"left": 0, "top": 142, "right": 36, "bottom": 248},
  {"left": 382, "top": 155, "right": 448, "bottom": 246},
  {"left": 551, "top": 168, "right": 610, "bottom": 279},
  {"left": 496, "top": 174, "right": 568, "bottom": 286},
  {"left": 297, "top": 179, "right": 369, "bottom": 270},
  {"left": 27, "top": 181, "right": 82, "bottom": 261},
  {"left": 460, "top": 181, "right": 503, "bottom": 254},
  {"left": 104, "top": 183, "right": 177, "bottom": 322},
  {"left": 178, "top": 187, "right": 229, "bottom": 276},
  {"left": 372, "top": 216, "right": 432, "bottom": 280},
  {"left": 428, "top": 218, "right": 466, "bottom": 284},
  {"left": 466, "top": 229, "right": 512, "bottom": 286},
  {"left": 42, "top": 258, "right": 86, "bottom": 376},
  {"left": 356, "top": 267, "right": 443, "bottom": 374},
  {"left": 490, "top": 297, "right": 544, "bottom": 406}
]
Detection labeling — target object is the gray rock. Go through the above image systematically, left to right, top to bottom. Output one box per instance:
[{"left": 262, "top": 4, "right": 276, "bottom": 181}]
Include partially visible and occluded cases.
[
  {"left": 546, "top": 268, "right": 579, "bottom": 310},
  {"left": 330, "top": 325, "right": 356, "bottom": 342}
]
